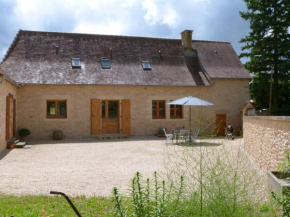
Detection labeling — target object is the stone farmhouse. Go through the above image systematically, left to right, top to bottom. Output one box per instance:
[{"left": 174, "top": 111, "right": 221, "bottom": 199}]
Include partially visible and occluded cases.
[{"left": 0, "top": 29, "right": 251, "bottom": 152}]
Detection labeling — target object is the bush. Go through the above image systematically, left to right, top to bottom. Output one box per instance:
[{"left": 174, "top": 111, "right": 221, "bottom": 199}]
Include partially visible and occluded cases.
[{"left": 18, "top": 128, "right": 31, "bottom": 137}]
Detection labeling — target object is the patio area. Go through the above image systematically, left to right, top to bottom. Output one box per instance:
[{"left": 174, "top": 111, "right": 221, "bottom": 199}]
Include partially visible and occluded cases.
[{"left": 0, "top": 137, "right": 259, "bottom": 197}]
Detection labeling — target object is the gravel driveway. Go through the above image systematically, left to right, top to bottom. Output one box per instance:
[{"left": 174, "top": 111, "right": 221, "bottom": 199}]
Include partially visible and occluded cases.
[{"left": 0, "top": 137, "right": 251, "bottom": 197}]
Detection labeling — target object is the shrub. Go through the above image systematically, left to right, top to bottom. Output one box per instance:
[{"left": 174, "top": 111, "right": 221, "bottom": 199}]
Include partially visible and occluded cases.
[{"left": 18, "top": 128, "right": 31, "bottom": 137}]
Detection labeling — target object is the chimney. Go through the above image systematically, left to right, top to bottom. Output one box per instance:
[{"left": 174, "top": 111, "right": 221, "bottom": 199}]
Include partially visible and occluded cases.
[{"left": 180, "top": 30, "right": 193, "bottom": 49}]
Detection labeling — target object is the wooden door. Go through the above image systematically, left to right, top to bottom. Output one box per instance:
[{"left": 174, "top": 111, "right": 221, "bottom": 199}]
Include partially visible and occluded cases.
[
  {"left": 6, "top": 94, "right": 15, "bottom": 140},
  {"left": 6, "top": 95, "right": 11, "bottom": 140},
  {"left": 13, "top": 99, "right": 16, "bottom": 137},
  {"left": 91, "top": 99, "right": 101, "bottom": 135},
  {"left": 121, "top": 99, "right": 131, "bottom": 135},
  {"left": 102, "top": 100, "right": 119, "bottom": 134},
  {"left": 216, "top": 114, "right": 226, "bottom": 136}
]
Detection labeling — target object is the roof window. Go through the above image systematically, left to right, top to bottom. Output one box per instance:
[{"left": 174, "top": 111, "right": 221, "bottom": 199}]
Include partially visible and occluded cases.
[
  {"left": 72, "top": 58, "right": 81, "bottom": 68},
  {"left": 101, "top": 59, "right": 111, "bottom": 69},
  {"left": 142, "top": 61, "right": 151, "bottom": 70}
]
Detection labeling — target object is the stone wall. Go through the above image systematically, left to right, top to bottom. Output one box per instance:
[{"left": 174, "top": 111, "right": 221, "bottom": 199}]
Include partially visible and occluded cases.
[
  {"left": 16, "top": 79, "right": 249, "bottom": 140},
  {"left": 0, "top": 80, "right": 18, "bottom": 152},
  {"left": 243, "top": 116, "right": 290, "bottom": 171}
]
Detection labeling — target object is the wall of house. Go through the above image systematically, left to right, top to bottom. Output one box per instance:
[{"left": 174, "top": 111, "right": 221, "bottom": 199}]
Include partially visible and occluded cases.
[
  {"left": 16, "top": 79, "right": 249, "bottom": 139},
  {"left": 0, "top": 80, "right": 18, "bottom": 152},
  {"left": 243, "top": 116, "right": 290, "bottom": 171}
]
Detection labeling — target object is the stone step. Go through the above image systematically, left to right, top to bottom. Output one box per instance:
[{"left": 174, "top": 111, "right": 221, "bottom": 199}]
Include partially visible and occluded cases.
[
  {"left": 96, "top": 134, "right": 129, "bottom": 139},
  {"left": 13, "top": 139, "right": 20, "bottom": 145},
  {"left": 15, "top": 142, "right": 27, "bottom": 148},
  {"left": 23, "top": 145, "right": 32, "bottom": 149}
]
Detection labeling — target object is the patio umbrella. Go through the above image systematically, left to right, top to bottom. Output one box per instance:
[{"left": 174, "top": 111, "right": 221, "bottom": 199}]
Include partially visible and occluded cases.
[{"left": 167, "top": 96, "right": 214, "bottom": 141}]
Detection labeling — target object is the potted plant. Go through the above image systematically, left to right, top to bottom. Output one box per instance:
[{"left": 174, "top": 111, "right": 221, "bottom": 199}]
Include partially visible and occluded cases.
[
  {"left": 18, "top": 128, "right": 31, "bottom": 141},
  {"left": 7, "top": 139, "right": 15, "bottom": 149},
  {"left": 268, "top": 150, "right": 290, "bottom": 196}
]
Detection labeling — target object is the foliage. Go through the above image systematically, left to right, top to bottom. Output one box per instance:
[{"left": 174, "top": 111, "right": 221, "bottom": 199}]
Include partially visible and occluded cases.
[
  {"left": 240, "top": 0, "right": 290, "bottom": 115},
  {"left": 18, "top": 128, "right": 31, "bottom": 137},
  {"left": 113, "top": 143, "right": 276, "bottom": 217},
  {"left": 277, "top": 150, "right": 290, "bottom": 174},
  {"left": 113, "top": 171, "right": 185, "bottom": 217},
  {"left": 272, "top": 189, "right": 290, "bottom": 217},
  {"left": 0, "top": 194, "right": 114, "bottom": 216}
]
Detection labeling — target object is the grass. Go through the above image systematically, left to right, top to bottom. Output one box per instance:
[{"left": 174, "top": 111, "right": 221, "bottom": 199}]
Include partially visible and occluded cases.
[{"left": 0, "top": 194, "right": 114, "bottom": 216}]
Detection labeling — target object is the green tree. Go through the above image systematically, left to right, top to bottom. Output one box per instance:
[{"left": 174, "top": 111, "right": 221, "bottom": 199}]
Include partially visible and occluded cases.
[{"left": 240, "top": 0, "right": 290, "bottom": 115}]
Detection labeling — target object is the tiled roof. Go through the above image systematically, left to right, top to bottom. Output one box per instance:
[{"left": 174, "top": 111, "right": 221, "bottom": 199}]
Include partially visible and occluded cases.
[
  {"left": 1, "top": 30, "right": 251, "bottom": 86},
  {"left": 0, "top": 66, "right": 20, "bottom": 87},
  {"left": 0, "top": 66, "right": 5, "bottom": 75}
]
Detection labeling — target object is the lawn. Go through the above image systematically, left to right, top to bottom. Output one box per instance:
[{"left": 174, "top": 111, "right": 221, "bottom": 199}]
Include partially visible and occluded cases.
[{"left": 0, "top": 194, "right": 114, "bottom": 216}]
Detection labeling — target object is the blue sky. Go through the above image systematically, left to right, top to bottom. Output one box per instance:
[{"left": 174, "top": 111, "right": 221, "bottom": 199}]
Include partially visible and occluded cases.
[{"left": 0, "top": 0, "right": 250, "bottom": 62}]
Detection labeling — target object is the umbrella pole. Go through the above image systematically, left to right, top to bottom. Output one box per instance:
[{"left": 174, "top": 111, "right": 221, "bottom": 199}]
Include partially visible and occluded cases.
[{"left": 189, "top": 106, "right": 192, "bottom": 143}]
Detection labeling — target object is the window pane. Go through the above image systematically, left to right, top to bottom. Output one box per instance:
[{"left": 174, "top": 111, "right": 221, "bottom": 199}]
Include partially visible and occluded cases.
[
  {"left": 72, "top": 58, "right": 81, "bottom": 67},
  {"left": 101, "top": 59, "right": 111, "bottom": 69},
  {"left": 142, "top": 61, "right": 151, "bottom": 70},
  {"left": 58, "top": 101, "right": 66, "bottom": 116},
  {"left": 102, "top": 101, "right": 106, "bottom": 121},
  {"left": 108, "top": 101, "right": 118, "bottom": 120},
  {"left": 152, "top": 101, "right": 157, "bottom": 117},
  {"left": 159, "top": 101, "right": 165, "bottom": 117},
  {"left": 47, "top": 102, "right": 56, "bottom": 116},
  {"left": 170, "top": 105, "right": 174, "bottom": 117},
  {"left": 176, "top": 105, "right": 182, "bottom": 117}
]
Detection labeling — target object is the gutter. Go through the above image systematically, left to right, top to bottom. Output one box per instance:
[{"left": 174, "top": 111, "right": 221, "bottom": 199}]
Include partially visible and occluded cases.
[{"left": 0, "top": 73, "right": 22, "bottom": 88}]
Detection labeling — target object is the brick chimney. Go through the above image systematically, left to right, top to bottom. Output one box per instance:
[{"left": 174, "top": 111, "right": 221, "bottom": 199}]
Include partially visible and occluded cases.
[{"left": 181, "top": 30, "right": 193, "bottom": 49}]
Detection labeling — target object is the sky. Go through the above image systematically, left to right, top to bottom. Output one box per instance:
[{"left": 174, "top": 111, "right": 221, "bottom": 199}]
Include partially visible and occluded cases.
[{"left": 0, "top": 0, "right": 250, "bottom": 62}]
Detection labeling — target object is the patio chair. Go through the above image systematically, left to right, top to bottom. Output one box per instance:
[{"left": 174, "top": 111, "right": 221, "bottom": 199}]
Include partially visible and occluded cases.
[
  {"left": 225, "top": 125, "right": 235, "bottom": 140},
  {"left": 173, "top": 127, "right": 182, "bottom": 141},
  {"left": 163, "top": 128, "right": 173, "bottom": 144},
  {"left": 191, "top": 128, "right": 200, "bottom": 142},
  {"left": 178, "top": 130, "right": 190, "bottom": 143}
]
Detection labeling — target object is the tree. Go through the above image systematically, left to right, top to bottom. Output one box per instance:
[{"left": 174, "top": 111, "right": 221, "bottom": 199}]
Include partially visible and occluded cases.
[{"left": 240, "top": 0, "right": 290, "bottom": 115}]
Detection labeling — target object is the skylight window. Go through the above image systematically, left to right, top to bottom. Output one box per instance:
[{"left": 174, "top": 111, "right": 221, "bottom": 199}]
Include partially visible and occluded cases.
[
  {"left": 72, "top": 58, "right": 81, "bottom": 68},
  {"left": 101, "top": 59, "right": 111, "bottom": 69},
  {"left": 142, "top": 61, "right": 151, "bottom": 70}
]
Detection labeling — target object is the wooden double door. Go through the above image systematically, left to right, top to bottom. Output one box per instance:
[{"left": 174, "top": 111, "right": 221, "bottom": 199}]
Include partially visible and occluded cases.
[{"left": 91, "top": 99, "right": 130, "bottom": 135}]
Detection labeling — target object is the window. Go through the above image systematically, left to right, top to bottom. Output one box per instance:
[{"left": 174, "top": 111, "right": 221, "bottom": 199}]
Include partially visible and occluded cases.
[
  {"left": 72, "top": 58, "right": 81, "bottom": 68},
  {"left": 101, "top": 59, "right": 111, "bottom": 69},
  {"left": 142, "top": 61, "right": 151, "bottom": 70},
  {"left": 47, "top": 100, "right": 67, "bottom": 118},
  {"left": 152, "top": 100, "right": 165, "bottom": 119},
  {"left": 170, "top": 103, "right": 183, "bottom": 119}
]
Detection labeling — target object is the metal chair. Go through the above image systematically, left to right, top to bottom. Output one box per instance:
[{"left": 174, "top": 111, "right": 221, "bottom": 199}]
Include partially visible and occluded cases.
[
  {"left": 163, "top": 128, "right": 173, "bottom": 144},
  {"left": 191, "top": 128, "right": 200, "bottom": 142}
]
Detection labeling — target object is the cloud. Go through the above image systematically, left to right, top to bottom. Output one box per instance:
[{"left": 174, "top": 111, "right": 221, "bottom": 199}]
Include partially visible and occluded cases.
[
  {"left": 0, "top": 0, "right": 250, "bottom": 62},
  {"left": 142, "top": 0, "right": 178, "bottom": 28},
  {"left": 73, "top": 21, "right": 127, "bottom": 35}
]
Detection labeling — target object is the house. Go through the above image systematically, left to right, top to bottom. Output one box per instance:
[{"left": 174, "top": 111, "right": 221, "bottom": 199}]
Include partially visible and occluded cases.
[
  {"left": 0, "top": 29, "right": 251, "bottom": 151},
  {"left": 241, "top": 100, "right": 256, "bottom": 116}
]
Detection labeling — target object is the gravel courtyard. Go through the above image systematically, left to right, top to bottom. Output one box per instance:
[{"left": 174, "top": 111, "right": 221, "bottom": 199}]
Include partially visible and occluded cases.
[{"left": 0, "top": 137, "right": 258, "bottom": 197}]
